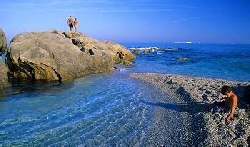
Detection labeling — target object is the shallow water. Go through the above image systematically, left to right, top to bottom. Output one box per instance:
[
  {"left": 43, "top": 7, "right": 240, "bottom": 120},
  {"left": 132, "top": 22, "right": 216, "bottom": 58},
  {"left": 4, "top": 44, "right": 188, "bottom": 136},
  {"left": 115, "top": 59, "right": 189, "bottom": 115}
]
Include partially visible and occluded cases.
[
  {"left": 0, "top": 43, "right": 249, "bottom": 146},
  {"left": 0, "top": 70, "right": 185, "bottom": 146}
]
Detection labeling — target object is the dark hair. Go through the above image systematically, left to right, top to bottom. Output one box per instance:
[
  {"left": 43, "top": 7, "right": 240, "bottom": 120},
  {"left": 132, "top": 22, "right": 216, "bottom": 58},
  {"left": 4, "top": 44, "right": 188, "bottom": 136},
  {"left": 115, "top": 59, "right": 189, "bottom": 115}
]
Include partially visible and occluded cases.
[{"left": 221, "top": 85, "right": 232, "bottom": 95}]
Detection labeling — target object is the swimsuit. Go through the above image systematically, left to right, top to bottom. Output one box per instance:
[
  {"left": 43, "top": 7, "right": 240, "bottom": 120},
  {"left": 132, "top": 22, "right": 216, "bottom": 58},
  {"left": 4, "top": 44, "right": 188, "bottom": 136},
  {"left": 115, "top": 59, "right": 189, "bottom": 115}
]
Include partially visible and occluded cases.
[{"left": 69, "top": 23, "right": 73, "bottom": 28}]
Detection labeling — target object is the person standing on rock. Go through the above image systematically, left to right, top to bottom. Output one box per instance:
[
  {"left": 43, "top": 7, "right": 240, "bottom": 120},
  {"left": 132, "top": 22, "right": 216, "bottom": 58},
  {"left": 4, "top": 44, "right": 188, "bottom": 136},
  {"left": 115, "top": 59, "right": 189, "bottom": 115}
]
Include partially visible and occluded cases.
[
  {"left": 67, "top": 15, "right": 74, "bottom": 32},
  {"left": 73, "top": 18, "right": 78, "bottom": 32}
]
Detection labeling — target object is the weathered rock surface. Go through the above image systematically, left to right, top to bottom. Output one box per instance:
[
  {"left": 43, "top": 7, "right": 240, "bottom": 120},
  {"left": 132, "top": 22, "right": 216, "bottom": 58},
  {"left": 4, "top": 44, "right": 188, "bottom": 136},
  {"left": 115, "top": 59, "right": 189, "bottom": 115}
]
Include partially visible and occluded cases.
[
  {"left": 0, "top": 28, "right": 7, "bottom": 55},
  {"left": 0, "top": 28, "right": 9, "bottom": 89},
  {"left": 6, "top": 30, "right": 135, "bottom": 82},
  {"left": 62, "top": 31, "right": 135, "bottom": 64},
  {"left": 0, "top": 62, "right": 10, "bottom": 90}
]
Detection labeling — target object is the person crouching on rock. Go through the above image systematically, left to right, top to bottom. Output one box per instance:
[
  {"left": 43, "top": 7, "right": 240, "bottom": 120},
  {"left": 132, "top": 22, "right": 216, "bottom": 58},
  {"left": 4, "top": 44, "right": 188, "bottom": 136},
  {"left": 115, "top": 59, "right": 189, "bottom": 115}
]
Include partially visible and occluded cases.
[
  {"left": 67, "top": 15, "right": 74, "bottom": 32},
  {"left": 210, "top": 85, "right": 238, "bottom": 122}
]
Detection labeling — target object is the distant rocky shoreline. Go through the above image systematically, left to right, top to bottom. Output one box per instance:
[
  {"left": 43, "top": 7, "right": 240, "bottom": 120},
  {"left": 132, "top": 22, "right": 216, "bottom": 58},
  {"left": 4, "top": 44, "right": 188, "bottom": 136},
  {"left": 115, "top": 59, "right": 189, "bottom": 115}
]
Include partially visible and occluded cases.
[{"left": 131, "top": 73, "right": 250, "bottom": 146}]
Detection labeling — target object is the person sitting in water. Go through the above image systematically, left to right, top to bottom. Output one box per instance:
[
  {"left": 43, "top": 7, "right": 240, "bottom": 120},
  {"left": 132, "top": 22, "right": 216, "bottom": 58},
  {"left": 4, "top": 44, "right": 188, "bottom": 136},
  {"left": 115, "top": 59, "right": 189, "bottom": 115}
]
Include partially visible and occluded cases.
[{"left": 210, "top": 85, "right": 238, "bottom": 122}]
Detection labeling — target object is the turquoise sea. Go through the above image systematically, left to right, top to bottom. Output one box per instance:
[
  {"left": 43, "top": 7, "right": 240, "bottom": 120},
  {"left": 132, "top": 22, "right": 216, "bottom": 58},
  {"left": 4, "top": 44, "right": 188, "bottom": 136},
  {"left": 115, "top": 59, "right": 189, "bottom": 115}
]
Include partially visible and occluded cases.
[{"left": 0, "top": 43, "right": 250, "bottom": 146}]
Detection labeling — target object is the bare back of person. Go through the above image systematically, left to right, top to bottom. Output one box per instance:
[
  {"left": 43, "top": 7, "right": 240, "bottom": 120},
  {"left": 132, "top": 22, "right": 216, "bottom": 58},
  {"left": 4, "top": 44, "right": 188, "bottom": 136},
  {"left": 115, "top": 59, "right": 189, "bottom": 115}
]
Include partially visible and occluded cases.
[
  {"left": 210, "top": 85, "right": 238, "bottom": 122},
  {"left": 224, "top": 91, "right": 238, "bottom": 122},
  {"left": 224, "top": 93, "right": 238, "bottom": 109}
]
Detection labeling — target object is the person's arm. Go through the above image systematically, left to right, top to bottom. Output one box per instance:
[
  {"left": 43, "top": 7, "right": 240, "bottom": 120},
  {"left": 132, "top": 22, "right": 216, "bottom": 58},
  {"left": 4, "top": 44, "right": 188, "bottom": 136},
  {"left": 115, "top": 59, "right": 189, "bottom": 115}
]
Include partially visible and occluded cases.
[{"left": 226, "top": 96, "right": 237, "bottom": 122}]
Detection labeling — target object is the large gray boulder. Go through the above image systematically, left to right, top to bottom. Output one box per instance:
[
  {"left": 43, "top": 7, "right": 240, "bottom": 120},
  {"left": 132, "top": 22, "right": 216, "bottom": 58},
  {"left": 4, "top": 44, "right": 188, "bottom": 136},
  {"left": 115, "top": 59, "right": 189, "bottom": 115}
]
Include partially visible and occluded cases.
[
  {"left": 0, "top": 28, "right": 7, "bottom": 55},
  {"left": 6, "top": 30, "right": 135, "bottom": 82}
]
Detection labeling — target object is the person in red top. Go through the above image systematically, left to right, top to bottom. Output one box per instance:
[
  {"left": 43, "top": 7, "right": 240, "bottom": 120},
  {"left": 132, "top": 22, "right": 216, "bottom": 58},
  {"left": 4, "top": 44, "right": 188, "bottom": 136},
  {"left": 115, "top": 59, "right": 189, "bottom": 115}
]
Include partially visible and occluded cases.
[
  {"left": 67, "top": 15, "right": 74, "bottom": 32},
  {"left": 73, "top": 18, "right": 78, "bottom": 32}
]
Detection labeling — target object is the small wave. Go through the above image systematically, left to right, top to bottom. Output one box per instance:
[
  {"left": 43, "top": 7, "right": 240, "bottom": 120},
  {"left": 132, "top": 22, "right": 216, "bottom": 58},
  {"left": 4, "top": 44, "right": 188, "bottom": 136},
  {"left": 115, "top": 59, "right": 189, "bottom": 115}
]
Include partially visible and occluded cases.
[
  {"left": 129, "top": 47, "right": 160, "bottom": 54},
  {"left": 129, "top": 47, "right": 159, "bottom": 50},
  {"left": 165, "top": 47, "right": 180, "bottom": 51},
  {"left": 157, "top": 51, "right": 164, "bottom": 54},
  {"left": 119, "top": 68, "right": 127, "bottom": 72}
]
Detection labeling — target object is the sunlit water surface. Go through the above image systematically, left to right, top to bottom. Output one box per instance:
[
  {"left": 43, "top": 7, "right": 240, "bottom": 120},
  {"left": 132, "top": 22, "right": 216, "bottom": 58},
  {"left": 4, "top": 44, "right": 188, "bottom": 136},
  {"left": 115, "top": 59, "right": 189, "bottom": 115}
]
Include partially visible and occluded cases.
[{"left": 0, "top": 43, "right": 250, "bottom": 146}]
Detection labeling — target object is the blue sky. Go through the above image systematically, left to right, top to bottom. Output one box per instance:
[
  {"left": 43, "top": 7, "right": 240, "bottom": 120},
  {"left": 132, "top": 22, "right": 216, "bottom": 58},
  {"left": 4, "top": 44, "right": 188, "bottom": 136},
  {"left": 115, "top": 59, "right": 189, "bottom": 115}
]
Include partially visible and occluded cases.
[{"left": 1, "top": 0, "right": 250, "bottom": 44}]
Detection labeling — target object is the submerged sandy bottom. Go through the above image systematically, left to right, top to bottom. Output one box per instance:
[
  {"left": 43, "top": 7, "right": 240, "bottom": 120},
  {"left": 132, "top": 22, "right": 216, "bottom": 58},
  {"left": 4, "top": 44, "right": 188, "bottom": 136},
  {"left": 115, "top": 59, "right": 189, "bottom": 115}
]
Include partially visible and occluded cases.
[{"left": 131, "top": 73, "right": 250, "bottom": 146}]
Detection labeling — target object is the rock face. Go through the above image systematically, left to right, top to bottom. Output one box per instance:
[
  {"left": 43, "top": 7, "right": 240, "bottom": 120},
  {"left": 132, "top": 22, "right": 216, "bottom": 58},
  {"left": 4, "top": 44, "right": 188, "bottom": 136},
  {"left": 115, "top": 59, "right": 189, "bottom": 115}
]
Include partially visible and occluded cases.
[
  {"left": 0, "top": 28, "right": 7, "bottom": 55},
  {"left": 0, "top": 28, "right": 9, "bottom": 89},
  {"left": 6, "top": 30, "right": 135, "bottom": 82},
  {"left": 63, "top": 31, "right": 136, "bottom": 65},
  {"left": 0, "top": 62, "right": 9, "bottom": 90}
]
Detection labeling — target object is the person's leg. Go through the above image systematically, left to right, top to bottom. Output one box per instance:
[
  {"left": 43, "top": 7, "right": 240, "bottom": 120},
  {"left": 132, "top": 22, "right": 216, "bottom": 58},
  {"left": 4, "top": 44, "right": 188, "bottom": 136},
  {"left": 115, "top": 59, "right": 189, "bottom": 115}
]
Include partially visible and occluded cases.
[{"left": 70, "top": 24, "right": 73, "bottom": 31}]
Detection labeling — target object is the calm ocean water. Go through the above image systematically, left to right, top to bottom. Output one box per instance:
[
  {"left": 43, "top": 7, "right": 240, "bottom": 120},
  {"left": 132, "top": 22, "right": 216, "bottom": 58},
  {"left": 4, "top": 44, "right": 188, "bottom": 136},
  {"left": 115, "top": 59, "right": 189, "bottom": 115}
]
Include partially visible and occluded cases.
[
  {"left": 0, "top": 43, "right": 249, "bottom": 146},
  {"left": 127, "top": 43, "right": 250, "bottom": 82}
]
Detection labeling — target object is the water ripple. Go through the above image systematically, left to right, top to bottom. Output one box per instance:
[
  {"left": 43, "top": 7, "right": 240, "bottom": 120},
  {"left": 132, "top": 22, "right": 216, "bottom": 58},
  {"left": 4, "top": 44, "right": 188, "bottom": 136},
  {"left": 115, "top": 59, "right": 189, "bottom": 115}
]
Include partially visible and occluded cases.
[{"left": 0, "top": 73, "right": 153, "bottom": 146}]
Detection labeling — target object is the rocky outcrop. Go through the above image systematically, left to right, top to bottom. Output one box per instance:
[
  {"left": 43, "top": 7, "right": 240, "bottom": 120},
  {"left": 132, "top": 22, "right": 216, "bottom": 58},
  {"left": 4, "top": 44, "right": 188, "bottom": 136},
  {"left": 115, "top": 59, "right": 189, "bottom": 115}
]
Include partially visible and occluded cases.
[
  {"left": 0, "top": 28, "right": 7, "bottom": 55},
  {"left": 0, "top": 28, "right": 9, "bottom": 89},
  {"left": 6, "top": 30, "right": 135, "bottom": 82},
  {"left": 62, "top": 31, "right": 136, "bottom": 65},
  {"left": 0, "top": 62, "right": 10, "bottom": 90}
]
